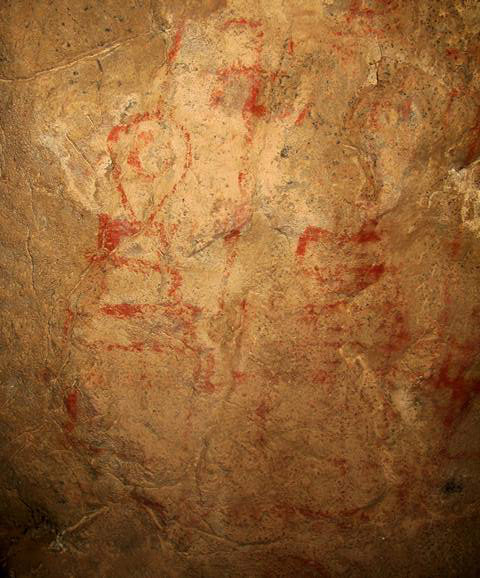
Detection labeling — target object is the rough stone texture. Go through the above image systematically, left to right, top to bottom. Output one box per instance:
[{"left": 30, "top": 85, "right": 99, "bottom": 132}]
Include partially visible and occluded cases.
[{"left": 1, "top": 1, "right": 480, "bottom": 576}]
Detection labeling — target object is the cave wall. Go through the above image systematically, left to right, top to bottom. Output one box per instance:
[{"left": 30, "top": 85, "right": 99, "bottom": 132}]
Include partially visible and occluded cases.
[{"left": 1, "top": 1, "right": 480, "bottom": 576}]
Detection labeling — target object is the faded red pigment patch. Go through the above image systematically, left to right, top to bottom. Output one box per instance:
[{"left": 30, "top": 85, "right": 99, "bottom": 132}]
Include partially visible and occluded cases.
[
  {"left": 346, "top": 0, "right": 396, "bottom": 25},
  {"left": 348, "top": 0, "right": 376, "bottom": 20},
  {"left": 224, "top": 18, "right": 261, "bottom": 29},
  {"left": 211, "top": 19, "right": 266, "bottom": 142},
  {"left": 167, "top": 25, "right": 184, "bottom": 64},
  {"left": 446, "top": 47, "right": 462, "bottom": 62},
  {"left": 243, "top": 77, "right": 267, "bottom": 119},
  {"left": 443, "top": 87, "right": 462, "bottom": 127},
  {"left": 210, "top": 88, "right": 224, "bottom": 107},
  {"left": 399, "top": 98, "right": 412, "bottom": 121},
  {"left": 295, "top": 105, "right": 310, "bottom": 126},
  {"left": 465, "top": 106, "right": 480, "bottom": 165},
  {"left": 107, "top": 111, "right": 151, "bottom": 144},
  {"left": 107, "top": 124, "right": 127, "bottom": 144},
  {"left": 181, "top": 125, "right": 193, "bottom": 174},
  {"left": 138, "top": 130, "right": 154, "bottom": 145},
  {"left": 127, "top": 131, "right": 159, "bottom": 180},
  {"left": 126, "top": 148, "right": 142, "bottom": 172},
  {"left": 238, "top": 170, "right": 246, "bottom": 188},
  {"left": 96, "top": 214, "right": 140, "bottom": 253},
  {"left": 89, "top": 217, "right": 169, "bottom": 272},
  {"left": 219, "top": 217, "right": 249, "bottom": 295},
  {"left": 348, "top": 220, "right": 381, "bottom": 244},
  {"left": 296, "top": 221, "right": 382, "bottom": 256},
  {"left": 296, "top": 226, "right": 333, "bottom": 256},
  {"left": 224, "top": 228, "right": 241, "bottom": 242},
  {"left": 449, "top": 232, "right": 462, "bottom": 258},
  {"left": 107, "top": 254, "right": 162, "bottom": 274},
  {"left": 353, "top": 263, "right": 385, "bottom": 289},
  {"left": 427, "top": 263, "right": 480, "bottom": 429},
  {"left": 167, "top": 266, "right": 183, "bottom": 297},
  {"left": 91, "top": 294, "right": 213, "bottom": 392},
  {"left": 101, "top": 301, "right": 202, "bottom": 334},
  {"left": 302, "top": 301, "right": 348, "bottom": 325},
  {"left": 100, "top": 303, "right": 154, "bottom": 318},
  {"left": 63, "top": 308, "right": 75, "bottom": 339},
  {"left": 381, "top": 309, "right": 410, "bottom": 356},
  {"left": 104, "top": 341, "right": 145, "bottom": 352},
  {"left": 194, "top": 352, "right": 217, "bottom": 394},
  {"left": 433, "top": 353, "right": 480, "bottom": 429},
  {"left": 40, "top": 367, "right": 53, "bottom": 384},
  {"left": 313, "top": 369, "right": 330, "bottom": 384},
  {"left": 232, "top": 371, "right": 247, "bottom": 384},
  {"left": 64, "top": 391, "right": 78, "bottom": 433},
  {"left": 65, "top": 392, "right": 77, "bottom": 420},
  {"left": 255, "top": 399, "right": 271, "bottom": 420},
  {"left": 62, "top": 432, "right": 102, "bottom": 456},
  {"left": 131, "top": 492, "right": 168, "bottom": 524},
  {"left": 274, "top": 498, "right": 365, "bottom": 523}
]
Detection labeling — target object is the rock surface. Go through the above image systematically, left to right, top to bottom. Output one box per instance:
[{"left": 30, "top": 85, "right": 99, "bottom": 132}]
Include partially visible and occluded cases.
[{"left": 1, "top": 0, "right": 480, "bottom": 576}]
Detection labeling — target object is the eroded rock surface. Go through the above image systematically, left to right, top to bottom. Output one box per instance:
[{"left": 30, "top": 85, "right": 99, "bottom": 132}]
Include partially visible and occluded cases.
[{"left": 1, "top": 1, "right": 480, "bottom": 576}]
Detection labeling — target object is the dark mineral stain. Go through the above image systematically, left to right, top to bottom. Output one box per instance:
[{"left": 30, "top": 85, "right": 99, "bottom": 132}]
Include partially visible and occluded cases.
[{"left": 442, "top": 478, "right": 463, "bottom": 495}]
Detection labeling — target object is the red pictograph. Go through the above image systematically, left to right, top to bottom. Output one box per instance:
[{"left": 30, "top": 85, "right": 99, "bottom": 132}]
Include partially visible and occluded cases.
[
  {"left": 64, "top": 18, "right": 308, "bottom": 398},
  {"left": 210, "top": 18, "right": 267, "bottom": 143},
  {"left": 65, "top": 105, "right": 219, "bottom": 393},
  {"left": 87, "top": 108, "right": 191, "bottom": 280},
  {"left": 106, "top": 108, "right": 191, "bottom": 223}
]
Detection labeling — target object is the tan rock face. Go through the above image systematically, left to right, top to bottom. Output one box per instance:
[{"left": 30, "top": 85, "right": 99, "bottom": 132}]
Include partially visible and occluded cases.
[{"left": 1, "top": 1, "right": 480, "bottom": 576}]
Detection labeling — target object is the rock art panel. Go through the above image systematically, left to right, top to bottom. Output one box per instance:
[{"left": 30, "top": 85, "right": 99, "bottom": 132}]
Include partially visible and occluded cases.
[{"left": 1, "top": 1, "right": 480, "bottom": 577}]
